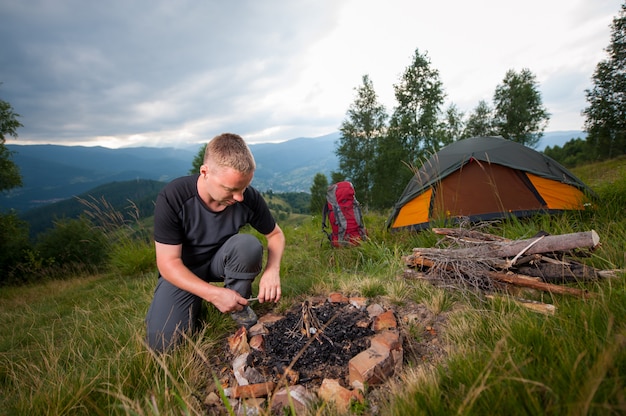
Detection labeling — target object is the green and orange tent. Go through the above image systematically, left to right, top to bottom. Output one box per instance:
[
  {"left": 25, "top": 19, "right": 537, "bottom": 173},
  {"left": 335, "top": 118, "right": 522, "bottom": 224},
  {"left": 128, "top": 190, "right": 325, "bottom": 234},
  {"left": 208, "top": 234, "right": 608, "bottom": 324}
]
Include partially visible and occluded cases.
[{"left": 386, "top": 136, "right": 594, "bottom": 231}]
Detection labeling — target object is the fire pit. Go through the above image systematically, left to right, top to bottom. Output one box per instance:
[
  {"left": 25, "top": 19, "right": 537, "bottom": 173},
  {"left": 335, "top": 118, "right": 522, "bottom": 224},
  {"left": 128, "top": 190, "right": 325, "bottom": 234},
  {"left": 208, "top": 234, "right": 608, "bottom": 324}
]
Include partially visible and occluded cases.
[
  {"left": 219, "top": 293, "right": 409, "bottom": 414},
  {"left": 249, "top": 298, "right": 375, "bottom": 385}
]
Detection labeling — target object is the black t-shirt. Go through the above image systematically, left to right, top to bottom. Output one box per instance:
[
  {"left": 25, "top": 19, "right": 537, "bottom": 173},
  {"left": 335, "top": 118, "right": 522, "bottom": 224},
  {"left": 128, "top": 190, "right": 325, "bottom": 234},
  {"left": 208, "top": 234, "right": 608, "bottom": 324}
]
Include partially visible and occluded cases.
[{"left": 154, "top": 175, "right": 276, "bottom": 278}]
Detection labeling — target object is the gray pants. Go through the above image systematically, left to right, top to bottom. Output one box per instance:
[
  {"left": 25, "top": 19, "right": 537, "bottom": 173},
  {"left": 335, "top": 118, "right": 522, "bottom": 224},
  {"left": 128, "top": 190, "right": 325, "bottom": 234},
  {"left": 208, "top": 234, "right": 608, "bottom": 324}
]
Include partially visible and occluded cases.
[{"left": 145, "top": 234, "right": 263, "bottom": 352}]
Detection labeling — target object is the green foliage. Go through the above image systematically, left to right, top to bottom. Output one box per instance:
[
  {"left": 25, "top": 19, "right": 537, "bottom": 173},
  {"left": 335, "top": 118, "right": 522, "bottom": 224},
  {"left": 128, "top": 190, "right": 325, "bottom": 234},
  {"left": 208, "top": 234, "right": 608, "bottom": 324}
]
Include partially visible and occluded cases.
[
  {"left": 583, "top": 2, "right": 626, "bottom": 160},
  {"left": 370, "top": 48, "right": 446, "bottom": 209},
  {"left": 390, "top": 48, "right": 446, "bottom": 155},
  {"left": 492, "top": 68, "right": 550, "bottom": 147},
  {"left": 337, "top": 74, "right": 388, "bottom": 207},
  {"left": 0, "top": 91, "right": 23, "bottom": 192},
  {"left": 0, "top": 91, "right": 23, "bottom": 144},
  {"left": 463, "top": 99, "right": 495, "bottom": 138},
  {"left": 436, "top": 103, "right": 464, "bottom": 146},
  {"left": 371, "top": 130, "right": 414, "bottom": 209},
  {"left": 543, "top": 137, "right": 593, "bottom": 167},
  {"left": 0, "top": 143, "right": 22, "bottom": 192},
  {"left": 189, "top": 143, "right": 205, "bottom": 174},
  {"left": 330, "top": 171, "right": 344, "bottom": 184},
  {"left": 309, "top": 172, "right": 329, "bottom": 214},
  {"left": 22, "top": 179, "right": 164, "bottom": 238},
  {"left": 273, "top": 191, "right": 310, "bottom": 214},
  {"left": 0, "top": 210, "right": 32, "bottom": 285},
  {"left": 35, "top": 216, "right": 109, "bottom": 269},
  {"left": 109, "top": 237, "right": 155, "bottom": 276}
]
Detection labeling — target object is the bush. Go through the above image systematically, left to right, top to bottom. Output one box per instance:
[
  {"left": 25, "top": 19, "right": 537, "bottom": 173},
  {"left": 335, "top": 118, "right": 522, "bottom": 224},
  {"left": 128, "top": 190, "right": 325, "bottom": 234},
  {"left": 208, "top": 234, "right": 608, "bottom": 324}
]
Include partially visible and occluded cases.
[
  {"left": 0, "top": 210, "right": 33, "bottom": 285},
  {"left": 35, "top": 217, "right": 109, "bottom": 270},
  {"left": 109, "top": 237, "right": 155, "bottom": 276}
]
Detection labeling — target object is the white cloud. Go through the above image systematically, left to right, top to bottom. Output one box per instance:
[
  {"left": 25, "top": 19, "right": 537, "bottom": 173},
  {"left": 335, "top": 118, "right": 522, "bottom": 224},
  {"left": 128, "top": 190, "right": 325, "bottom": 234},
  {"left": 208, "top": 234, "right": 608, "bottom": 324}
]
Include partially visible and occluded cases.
[{"left": 0, "top": 0, "right": 622, "bottom": 148}]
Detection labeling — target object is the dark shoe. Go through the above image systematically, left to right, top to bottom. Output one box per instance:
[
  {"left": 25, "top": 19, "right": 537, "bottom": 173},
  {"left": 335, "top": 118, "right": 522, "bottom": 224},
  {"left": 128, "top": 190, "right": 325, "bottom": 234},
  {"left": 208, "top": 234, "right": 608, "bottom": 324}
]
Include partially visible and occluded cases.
[{"left": 230, "top": 306, "right": 258, "bottom": 330}]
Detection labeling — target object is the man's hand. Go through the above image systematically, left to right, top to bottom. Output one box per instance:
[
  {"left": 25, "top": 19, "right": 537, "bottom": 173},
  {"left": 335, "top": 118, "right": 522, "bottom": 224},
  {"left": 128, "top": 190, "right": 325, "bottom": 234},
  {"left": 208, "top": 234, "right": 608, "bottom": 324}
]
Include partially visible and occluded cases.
[
  {"left": 258, "top": 224, "right": 285, "bottom": 303},
  {"left": 257, "top": 269, "right": 281, "bottom": 303},
  {"left": 209, "top": 286, "right": 249, "bottom": 313}
]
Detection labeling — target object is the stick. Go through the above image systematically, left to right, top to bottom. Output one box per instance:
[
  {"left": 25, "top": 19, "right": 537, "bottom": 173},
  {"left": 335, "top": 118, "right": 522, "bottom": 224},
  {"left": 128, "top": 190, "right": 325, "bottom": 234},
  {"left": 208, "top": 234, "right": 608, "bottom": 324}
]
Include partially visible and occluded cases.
[
  {"left": 431, "top": 228, "right": 512, "bottom": 242},
  {"left": 413, "top": 230, "right": 601, "bottom": 259},
  {"left": 404, "top": 254, "right": 593, "bottom": 298},
  {"left": 485, "top": 270, "right": 593, "bottom": 299},
  {"left": 485, "top": 294, "right": 556, "bottom": 315}
]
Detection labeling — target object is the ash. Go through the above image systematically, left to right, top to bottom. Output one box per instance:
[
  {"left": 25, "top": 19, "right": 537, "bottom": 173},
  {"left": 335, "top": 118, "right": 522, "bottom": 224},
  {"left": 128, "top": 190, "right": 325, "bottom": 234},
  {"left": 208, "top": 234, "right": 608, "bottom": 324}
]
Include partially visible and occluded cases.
[{"left": 249, "top": 301, "right": 374, "bottom": 385}]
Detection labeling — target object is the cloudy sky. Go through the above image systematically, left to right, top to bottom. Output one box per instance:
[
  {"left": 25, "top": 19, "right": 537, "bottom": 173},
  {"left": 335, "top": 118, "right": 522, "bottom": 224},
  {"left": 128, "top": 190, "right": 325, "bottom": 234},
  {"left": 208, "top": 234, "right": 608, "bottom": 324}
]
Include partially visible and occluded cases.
[{"left": 0, "top": 0, "right": 622, "bottom": 148}]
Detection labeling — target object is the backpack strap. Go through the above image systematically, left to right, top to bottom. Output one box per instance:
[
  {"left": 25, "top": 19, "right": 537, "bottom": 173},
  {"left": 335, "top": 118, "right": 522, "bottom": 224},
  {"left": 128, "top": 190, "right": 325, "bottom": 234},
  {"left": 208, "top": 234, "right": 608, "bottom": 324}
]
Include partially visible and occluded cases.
[{"left": 321, "top": 201, "right": 332, "bottom": 242}]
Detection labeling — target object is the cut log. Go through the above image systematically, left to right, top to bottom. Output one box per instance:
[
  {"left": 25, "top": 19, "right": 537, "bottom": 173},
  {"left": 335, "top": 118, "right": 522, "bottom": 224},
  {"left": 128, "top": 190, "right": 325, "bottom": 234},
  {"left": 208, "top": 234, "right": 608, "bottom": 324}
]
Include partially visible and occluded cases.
[
  {"left": 413, "top": 230, "right": 600, "bottom": 260},
  {"left": 404, "top": 254, "right": 593, "bottom": 298},
  {"left": 516, "top": 261, "right": 601, "bottom": 283},
  {"left": 485, "top": 270, "right": 593, "bottom": 298}
]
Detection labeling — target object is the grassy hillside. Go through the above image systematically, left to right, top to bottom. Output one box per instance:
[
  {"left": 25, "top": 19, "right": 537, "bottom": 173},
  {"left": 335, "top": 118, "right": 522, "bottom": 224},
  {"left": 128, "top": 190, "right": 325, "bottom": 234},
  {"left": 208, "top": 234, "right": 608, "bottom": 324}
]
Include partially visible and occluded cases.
[
  {"left": 1, "top": 158, "right": 625, "bottom": 415},
  {"left": 20, "top": 179, "right": 166, "bottom": 237}
]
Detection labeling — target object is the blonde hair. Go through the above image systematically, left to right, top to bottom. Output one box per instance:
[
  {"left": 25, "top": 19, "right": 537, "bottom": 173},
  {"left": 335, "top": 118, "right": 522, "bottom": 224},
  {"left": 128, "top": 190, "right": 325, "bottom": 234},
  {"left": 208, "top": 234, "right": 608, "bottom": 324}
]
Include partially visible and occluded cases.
[{"left": 203, "top": 133, "right": 256, "bottom": 173}]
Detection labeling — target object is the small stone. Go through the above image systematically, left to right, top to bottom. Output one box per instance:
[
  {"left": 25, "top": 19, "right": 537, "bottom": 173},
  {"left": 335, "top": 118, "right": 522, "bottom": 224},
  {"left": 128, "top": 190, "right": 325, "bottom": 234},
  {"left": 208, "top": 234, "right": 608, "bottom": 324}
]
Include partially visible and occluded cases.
[
  {"left": 328, "top": 292, "right": 349, "bottom": 303},
  {"left": 349, "top": 297, "right": 368, "bottom": 308},
  {"left": 366, "top": 303, "right": 385, "bottom": 318},
  {"left": 372, "top": 310, "right": 397, "bottom": 331},
  {"left": 258, "top": 313, "right": 283, "bottom": 324},
  {"left": 356, "top": 319, "right": 371, "bottom": 328},
  {"left": 249, "top": 322, "right": 268, "bottom": 336},
  {"left": 228, "top": 326, "right": 250, "bottom": 355},
  {"left": 370, "top": 329, "right": 402, "bottom": 352},
  {"left": 370, "top": 330, "right": 404, "bottom": 375},
  {"left": 249, "top": 334, "right": 265, "bottom": 351},
  {"left": 348, "top": 345, "right": 394, "bottom": 385},
  {"left": 232, "top": 353, "right": 250, "bottom": 386},
  {"left": 244, "top": 366, "right": 265, "bottom": 384},
  {"left": 318, "top": 378, "right": 364, "bottom": 413},
  {"left": 350, "top": 379, "right": 365, "bottom": 392},
  {"left": 232, "top": 381, "right": 276, "bottom": 399},
  {"left": 271, "top": 385, "right": 315, "bottom": 414},
  {"left": 204, "top": 391, "right": 220, "bottom": 405},
  {"left": 239, "top": 397, "right": 265, "bottom": 414}
]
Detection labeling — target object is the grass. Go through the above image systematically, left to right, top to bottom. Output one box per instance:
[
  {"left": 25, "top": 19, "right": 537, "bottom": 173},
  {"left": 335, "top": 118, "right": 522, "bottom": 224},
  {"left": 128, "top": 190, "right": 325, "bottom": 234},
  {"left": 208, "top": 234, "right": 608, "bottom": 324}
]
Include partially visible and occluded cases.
[{"left": 1, "top": 158, "right": 625, "bottom": 415}]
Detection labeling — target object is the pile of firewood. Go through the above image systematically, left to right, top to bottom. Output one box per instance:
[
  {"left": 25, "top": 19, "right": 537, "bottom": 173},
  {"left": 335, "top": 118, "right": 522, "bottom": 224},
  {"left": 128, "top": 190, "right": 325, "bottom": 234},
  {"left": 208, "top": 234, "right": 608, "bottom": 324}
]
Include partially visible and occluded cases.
[{"left": 403, "top": 228, "right": 620, "bottom": 306}]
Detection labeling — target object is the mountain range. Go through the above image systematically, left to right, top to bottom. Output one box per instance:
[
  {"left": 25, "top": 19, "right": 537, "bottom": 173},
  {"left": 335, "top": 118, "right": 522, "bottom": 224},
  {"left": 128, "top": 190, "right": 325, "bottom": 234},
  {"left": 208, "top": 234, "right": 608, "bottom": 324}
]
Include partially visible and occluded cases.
[
  {"left": 1, "top": 130, "right": 584, "bottom": 214},
  {"left": 2, "top": 133, "right": 339, "bottom": 213}
]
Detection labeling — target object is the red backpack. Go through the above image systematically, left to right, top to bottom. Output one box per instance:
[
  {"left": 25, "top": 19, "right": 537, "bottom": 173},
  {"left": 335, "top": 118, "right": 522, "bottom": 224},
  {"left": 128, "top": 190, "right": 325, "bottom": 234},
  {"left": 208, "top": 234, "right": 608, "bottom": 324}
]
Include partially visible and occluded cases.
[{"left": 322, "top": 181, "right": 367, "bottom": 247}]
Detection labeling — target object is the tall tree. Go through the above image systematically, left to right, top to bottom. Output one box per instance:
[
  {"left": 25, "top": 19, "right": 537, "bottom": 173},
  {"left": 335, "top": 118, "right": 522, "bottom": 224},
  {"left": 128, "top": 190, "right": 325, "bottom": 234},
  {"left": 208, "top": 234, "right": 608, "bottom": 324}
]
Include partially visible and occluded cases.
[
  {"left": 583, "top": 2, "right": 626, "bottom": 160},
  {"left": 372, "top": 49, "right": 445, "bottom": 209},
  {"left": 389, "top": 49, "right": 446, "bottom": 156},
  {"left": 492, "top": 68, "right": 549, "bottom": 147},
  {"left": 337, "top": 75, "right": 387, "bottom": 207},
  {"left": 0, "top": 91, "right": 23, "bottom": 193},
  {"left": 463, "top": 100, "right": 495, "bottom": 138},
  {"left": 436, "top": 103, "right": 465, "bottom": 146},
  {"left": 370, "top": 130, "right": 409, "bottom": 210},
  {"left": 190, "top": 144, "right": 205, "bottom": 174},
  {"left": 309, "top": 172, "right": 329, "bottom": 215}
]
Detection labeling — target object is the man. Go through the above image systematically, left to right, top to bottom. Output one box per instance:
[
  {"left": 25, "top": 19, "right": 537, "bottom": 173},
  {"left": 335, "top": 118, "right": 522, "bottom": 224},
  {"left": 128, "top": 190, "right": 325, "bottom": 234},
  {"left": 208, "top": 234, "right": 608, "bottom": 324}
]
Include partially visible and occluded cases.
[{"left": 146, "top": 133, "right": 285, "bottom": 352}]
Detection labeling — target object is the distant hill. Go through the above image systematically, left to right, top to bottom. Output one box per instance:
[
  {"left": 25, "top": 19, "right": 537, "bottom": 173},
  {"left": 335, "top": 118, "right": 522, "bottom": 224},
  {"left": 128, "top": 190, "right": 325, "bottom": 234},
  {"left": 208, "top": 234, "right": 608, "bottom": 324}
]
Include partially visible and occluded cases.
[
  {"left": 1, "top": 130, "right": 581, "bottom": 215},
  {"left": 537, "top": 130, "right": 587, "bottom": 150},
  {"left": 1, "top": 132, "right": 340, "bottom": 213},
  {"left": 248, "top": 133, "right": 339, "bottom": 191},
  {"left": 1, "top": 144, "right": 194, "bottom": 213},
  {"left": 21, "top": 179, "right": 166, "bottom": 237}
]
